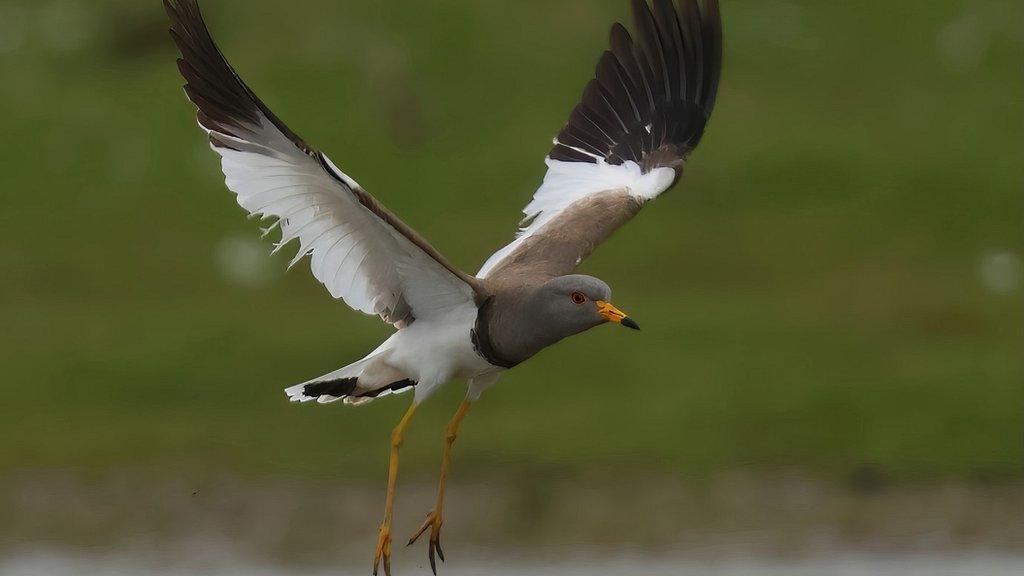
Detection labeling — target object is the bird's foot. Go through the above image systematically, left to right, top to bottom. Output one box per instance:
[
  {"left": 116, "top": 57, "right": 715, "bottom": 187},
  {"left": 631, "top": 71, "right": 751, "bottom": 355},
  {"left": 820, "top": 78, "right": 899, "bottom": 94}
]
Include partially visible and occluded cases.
[
  {"left": 407, "top": 510, "right": 445, "bottom": 575},
  {"left": 373, "top": 523, "right": 393, "bottom": 576}
]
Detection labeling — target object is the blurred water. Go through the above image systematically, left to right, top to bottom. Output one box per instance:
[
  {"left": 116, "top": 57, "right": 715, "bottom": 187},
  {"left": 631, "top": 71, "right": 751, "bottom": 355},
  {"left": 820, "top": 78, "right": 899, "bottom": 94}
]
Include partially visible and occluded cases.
[{"left": 5, "top": 550, "right": 1024, "bottom": 576}]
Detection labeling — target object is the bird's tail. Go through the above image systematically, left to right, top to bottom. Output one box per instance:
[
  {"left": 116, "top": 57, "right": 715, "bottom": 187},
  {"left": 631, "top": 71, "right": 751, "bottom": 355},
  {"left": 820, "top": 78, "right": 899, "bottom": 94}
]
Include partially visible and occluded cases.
[{"left": 285, "top": 349, "right": 416, "bottom": 406}]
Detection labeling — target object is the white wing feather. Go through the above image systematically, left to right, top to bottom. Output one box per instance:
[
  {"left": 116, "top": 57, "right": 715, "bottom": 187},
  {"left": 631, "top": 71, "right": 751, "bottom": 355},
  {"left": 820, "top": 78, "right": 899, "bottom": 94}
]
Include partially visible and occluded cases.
[
  {"left": 166, "top": 0, "right": 475, "bottom": 326},
  {"left": 209, "top": 117, "right": 474, "bottom": 324}
]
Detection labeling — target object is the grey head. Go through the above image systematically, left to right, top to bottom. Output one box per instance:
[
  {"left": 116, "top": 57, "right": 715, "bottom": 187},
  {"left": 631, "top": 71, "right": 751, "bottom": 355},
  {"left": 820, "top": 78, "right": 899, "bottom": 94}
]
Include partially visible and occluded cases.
[{"left": 483, "top": 274, "right": 639, "bottom": 366}]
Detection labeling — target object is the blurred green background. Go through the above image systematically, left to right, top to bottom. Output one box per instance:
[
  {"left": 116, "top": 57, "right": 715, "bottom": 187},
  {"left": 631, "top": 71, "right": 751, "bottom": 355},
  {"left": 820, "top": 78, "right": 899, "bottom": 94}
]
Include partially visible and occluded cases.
[{"left": 1, "top": 0, "right": 1021, "bottom": 496}]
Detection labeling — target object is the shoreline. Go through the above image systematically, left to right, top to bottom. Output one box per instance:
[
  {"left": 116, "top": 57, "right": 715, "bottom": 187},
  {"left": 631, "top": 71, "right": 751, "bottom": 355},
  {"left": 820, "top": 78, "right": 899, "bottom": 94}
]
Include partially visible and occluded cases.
[{"left": 4, "top": 468, "right": 1022, "bottom": 567}]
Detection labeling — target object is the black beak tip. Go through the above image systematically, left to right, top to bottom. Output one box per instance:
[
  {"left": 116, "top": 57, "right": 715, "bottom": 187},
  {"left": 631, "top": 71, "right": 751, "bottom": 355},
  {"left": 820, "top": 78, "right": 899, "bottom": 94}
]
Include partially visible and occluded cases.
[{"left": 621, "top": 317, "right": 640, "bottom": 330}]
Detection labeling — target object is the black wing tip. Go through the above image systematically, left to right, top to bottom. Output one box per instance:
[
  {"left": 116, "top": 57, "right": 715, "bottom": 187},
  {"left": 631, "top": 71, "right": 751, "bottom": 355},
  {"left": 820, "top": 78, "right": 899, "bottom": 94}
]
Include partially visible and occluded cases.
[
  {"left": 164, "top": 0, "right": 205, "bottom": 40},
  {"left": 165, "top": 0, "right": 316, "bottom": 154},
  {"left": 165, "top": 0, "right": 258, "bottom": 125},
  {"left": 549, "top": 0, "right": 722, "bottom": 171},
  {"left": 609, "top": 21, "right": 631, "bottom": 40}
]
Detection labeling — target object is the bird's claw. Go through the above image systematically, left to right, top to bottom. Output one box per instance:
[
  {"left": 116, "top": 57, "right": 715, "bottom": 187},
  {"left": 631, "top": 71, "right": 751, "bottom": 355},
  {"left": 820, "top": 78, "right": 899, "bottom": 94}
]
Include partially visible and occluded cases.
[
  {"left": 407, "top": 510, "right": 445, "bottom": 574},
  {"left": 373, "top": 523, "right": 392, "bottom": 576}
]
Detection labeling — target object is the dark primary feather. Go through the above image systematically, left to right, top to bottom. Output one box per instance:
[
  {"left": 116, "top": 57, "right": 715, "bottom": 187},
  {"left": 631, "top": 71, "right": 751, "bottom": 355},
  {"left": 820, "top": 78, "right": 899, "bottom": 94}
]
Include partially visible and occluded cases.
[
  {"left": 164, "top": 0, "right": 313, "bottom": 152},
  {"left": 550, "top": 0, "right": 722, "bottom": 173}
]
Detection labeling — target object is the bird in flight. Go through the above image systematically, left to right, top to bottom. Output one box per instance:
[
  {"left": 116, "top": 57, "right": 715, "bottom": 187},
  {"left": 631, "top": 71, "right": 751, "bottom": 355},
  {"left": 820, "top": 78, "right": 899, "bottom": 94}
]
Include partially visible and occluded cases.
[{"left": 165, "top": 0, "right": 721, "bottom": 573}]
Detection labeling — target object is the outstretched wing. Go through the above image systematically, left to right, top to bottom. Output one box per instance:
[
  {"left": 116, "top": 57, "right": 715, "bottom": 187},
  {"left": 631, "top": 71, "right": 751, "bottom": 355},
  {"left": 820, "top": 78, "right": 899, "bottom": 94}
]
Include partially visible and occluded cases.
[
  {"left": 165, "top": 0, "right": 483, "bottom": 327},
  {"left": 478, "top": 0, "right": 722, "bottom": 281}
]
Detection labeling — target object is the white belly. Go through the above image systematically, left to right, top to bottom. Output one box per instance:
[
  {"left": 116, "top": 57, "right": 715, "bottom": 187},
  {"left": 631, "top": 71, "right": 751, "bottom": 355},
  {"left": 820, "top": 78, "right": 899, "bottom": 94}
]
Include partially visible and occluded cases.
[{"left": 383, "top": 303, "right": 501, "bottom": 400}]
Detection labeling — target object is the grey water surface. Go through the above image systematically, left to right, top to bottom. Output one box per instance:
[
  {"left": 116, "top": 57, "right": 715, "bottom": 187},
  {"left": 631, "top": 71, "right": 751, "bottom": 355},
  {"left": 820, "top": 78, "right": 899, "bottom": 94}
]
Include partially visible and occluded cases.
[{"left": 5, "top": 550, "right": 1024, "bottom": 576}]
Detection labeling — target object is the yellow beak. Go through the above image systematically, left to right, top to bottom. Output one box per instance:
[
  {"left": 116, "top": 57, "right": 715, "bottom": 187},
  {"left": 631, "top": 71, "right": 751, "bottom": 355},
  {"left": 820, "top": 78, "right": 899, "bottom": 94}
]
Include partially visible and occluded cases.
[{"left": 596, "top": 300, "right": 640, "bottom": 330}]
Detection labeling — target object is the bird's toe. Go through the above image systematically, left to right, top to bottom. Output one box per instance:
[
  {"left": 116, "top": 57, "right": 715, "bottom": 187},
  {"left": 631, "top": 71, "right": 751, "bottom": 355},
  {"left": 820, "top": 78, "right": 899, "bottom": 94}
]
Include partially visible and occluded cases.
[
  {"left": 408, "top": 511, "right": 445, "bottom": 574},
  {"left": 373, "top": 524, "right": 393, "bottom": 576}
]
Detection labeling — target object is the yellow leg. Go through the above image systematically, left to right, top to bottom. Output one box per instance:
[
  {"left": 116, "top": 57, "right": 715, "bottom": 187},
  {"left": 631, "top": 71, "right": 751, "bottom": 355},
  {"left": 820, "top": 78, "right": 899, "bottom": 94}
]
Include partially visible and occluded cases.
[
  {"left": 408, "top": 399, "right": 473, "bottom": 574},
  {"left": 373, "top": 402, "right": 418, "bottom": 576}
]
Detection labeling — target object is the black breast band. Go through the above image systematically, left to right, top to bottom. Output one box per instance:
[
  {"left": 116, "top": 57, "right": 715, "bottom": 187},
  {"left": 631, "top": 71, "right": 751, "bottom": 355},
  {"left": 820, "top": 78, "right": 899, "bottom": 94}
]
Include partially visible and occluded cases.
[{"left": 471, "top": 297, "right": 519, "bottom": 369}]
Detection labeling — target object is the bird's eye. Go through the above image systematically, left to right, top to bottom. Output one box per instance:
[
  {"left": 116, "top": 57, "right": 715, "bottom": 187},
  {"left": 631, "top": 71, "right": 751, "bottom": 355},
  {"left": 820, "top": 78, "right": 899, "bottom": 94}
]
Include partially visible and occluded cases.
[{"left": 570, "top": 291, "right": 587, "bottom": 304}]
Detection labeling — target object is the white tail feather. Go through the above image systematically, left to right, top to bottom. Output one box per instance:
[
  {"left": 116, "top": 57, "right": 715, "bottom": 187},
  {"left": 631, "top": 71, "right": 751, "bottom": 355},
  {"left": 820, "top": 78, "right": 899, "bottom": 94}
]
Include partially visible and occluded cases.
[{"left": 284, "top": 346, "right": 411, "bottom": 405}]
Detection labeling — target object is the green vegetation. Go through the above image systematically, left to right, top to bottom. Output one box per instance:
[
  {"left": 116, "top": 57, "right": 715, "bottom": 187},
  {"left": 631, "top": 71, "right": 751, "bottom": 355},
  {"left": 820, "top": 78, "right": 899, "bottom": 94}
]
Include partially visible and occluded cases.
[{"left": 1, "top": 0, "right": 1021, "bottom": 482}]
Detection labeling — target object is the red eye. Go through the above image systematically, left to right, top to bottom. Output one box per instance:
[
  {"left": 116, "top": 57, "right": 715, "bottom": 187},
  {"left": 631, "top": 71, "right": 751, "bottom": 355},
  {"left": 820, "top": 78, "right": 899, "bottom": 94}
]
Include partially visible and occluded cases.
[{"left": 570, "top": 291, "right": 587, "bottom": 304}]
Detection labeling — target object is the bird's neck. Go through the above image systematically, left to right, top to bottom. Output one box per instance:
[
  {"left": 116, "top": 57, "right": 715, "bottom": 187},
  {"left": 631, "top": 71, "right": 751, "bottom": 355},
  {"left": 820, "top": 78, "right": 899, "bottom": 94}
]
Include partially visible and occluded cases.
[{"left": 477, "top": 290, "right": 568, "bottom": 366}]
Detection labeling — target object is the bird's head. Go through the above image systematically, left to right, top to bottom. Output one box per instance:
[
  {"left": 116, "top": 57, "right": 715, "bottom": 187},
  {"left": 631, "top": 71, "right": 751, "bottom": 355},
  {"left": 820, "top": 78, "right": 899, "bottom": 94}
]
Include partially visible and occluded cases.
[
  {"left": 486, "top": 274, "right": 640, "bottom": 366},
  {"left": 533, "top": 274, "right": 640, "bottom": 337}
]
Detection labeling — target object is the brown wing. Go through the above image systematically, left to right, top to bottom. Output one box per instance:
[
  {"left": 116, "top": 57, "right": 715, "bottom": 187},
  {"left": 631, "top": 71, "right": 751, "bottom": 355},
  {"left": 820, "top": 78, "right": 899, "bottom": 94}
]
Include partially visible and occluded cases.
[
  {"left": 479, "top": 0, "right": 722, "bottom": 282},
  {"left": 483, "top": 190, "right": 643, "bottom": 284}
]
